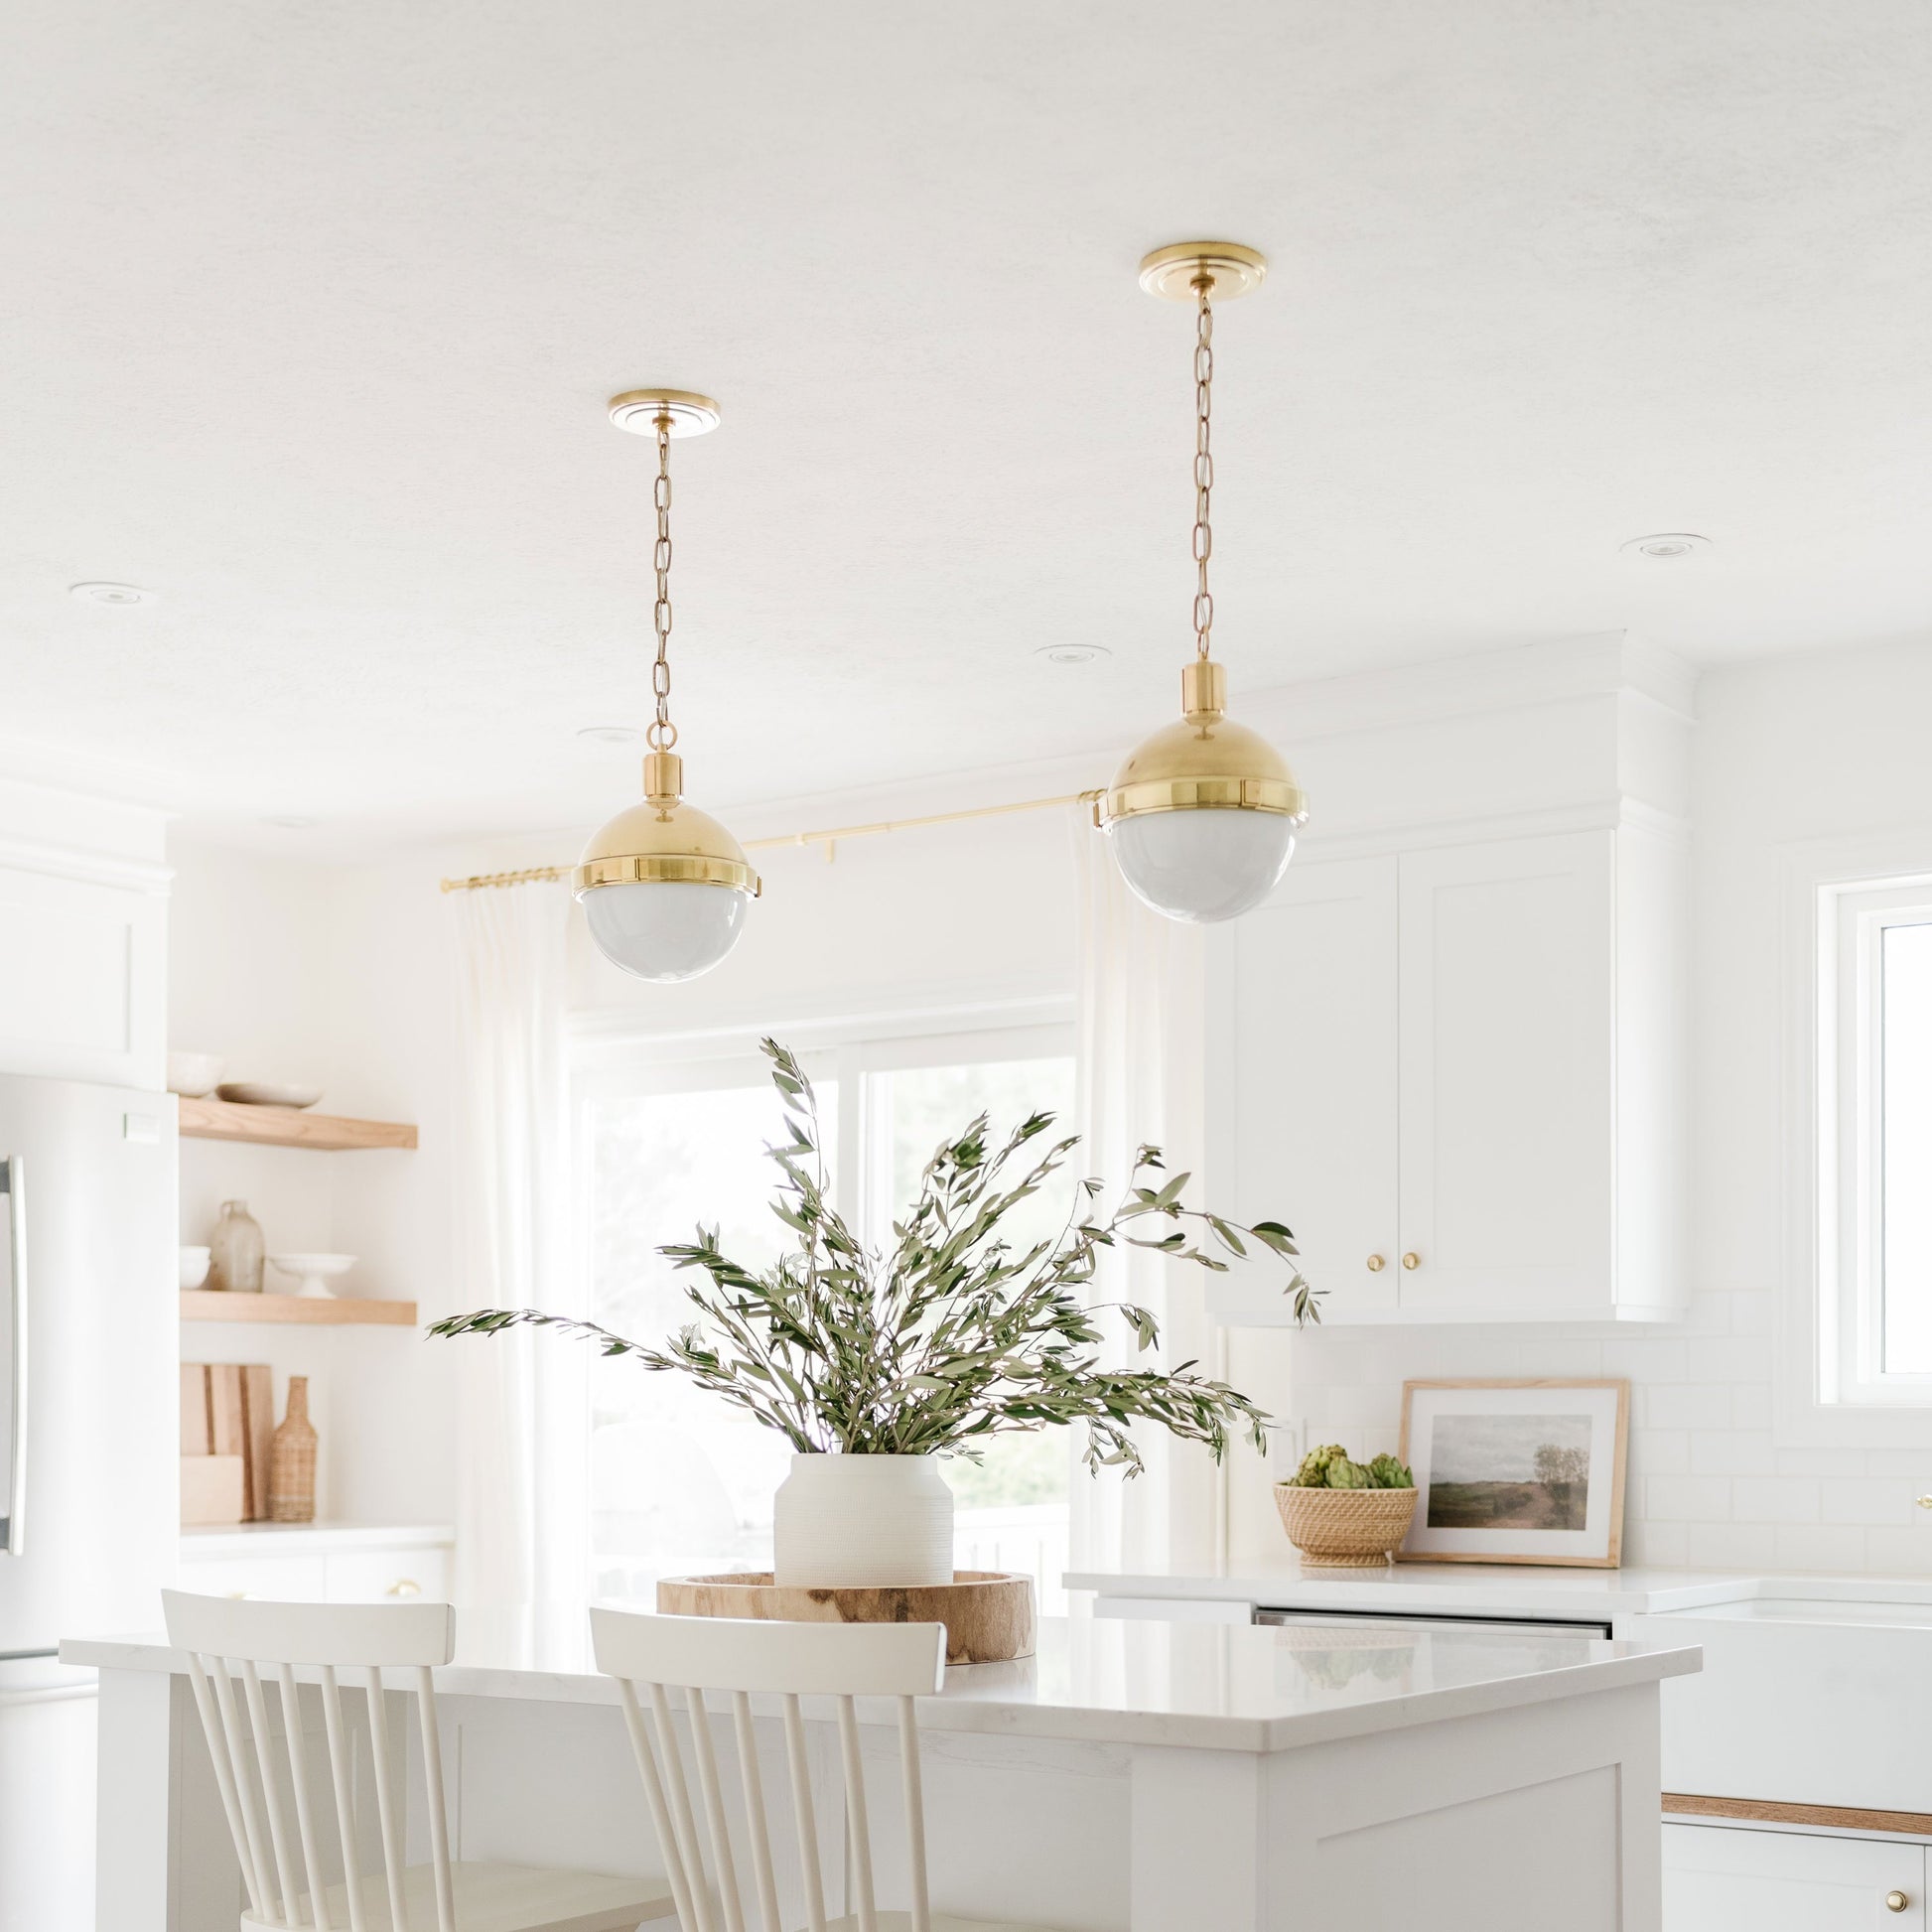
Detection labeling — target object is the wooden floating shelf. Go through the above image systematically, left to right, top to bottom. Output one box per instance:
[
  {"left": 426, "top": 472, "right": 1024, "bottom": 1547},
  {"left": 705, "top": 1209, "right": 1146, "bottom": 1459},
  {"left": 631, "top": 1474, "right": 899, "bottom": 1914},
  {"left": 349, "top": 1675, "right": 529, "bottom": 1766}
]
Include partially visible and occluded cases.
[
  {"left": 178, "top": 1096, "right": 418, "bottom": 1152},
  {"left": 180, "top": 1292, "right": 419, "bottom": 1327}
]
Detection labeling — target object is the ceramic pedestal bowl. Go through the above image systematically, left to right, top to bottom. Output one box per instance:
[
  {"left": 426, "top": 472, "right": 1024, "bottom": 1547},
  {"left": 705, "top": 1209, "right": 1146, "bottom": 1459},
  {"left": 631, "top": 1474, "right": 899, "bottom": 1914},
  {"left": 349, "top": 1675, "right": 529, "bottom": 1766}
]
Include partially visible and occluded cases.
[{"left": 267, "top": 1253, "right": 357, "bottom": 1300}]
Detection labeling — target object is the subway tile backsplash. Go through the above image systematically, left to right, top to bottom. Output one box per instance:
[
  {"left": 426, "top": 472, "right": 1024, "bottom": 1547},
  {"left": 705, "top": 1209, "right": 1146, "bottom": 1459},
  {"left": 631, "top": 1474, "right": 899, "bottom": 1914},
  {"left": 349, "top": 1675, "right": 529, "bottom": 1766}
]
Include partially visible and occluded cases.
[{"left": 1260, "top": 1285, "right": 1932, "bottom": 1576}]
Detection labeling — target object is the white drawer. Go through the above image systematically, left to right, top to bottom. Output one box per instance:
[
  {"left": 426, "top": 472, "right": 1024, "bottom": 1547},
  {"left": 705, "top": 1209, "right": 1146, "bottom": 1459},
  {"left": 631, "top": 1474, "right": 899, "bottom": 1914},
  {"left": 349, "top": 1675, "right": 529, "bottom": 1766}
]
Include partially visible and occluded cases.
[
  {"left": 324, "top": 1547, "right": 450, "bottom": 1603},
  {"left": 176, "top": 1554, "right": 329, "bottom": 1601},
  {"left": 1664, "top": 1822, "right": 1926, "bottom": 1930}
]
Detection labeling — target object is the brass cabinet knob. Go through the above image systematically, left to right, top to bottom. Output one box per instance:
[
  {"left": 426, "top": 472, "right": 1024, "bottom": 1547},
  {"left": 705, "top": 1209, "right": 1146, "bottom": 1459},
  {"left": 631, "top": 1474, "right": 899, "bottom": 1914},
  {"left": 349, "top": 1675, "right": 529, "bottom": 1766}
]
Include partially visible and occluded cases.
[
  {"left": 1401, "top": 1252, "right": 1421, "bottom": 1271},
  {"left": 1366, "top": 1254, "right": 1386, "bottom": 1273},
  {"left": 1917, "top": 1496, "right": 1932, "bottom": 1510},
  {"left": 386, "top": 1579, "right": 422, "bottom": 1597},
  {"left": 1887, "top": 1891, "right": 1909, "bottom": 1912}
]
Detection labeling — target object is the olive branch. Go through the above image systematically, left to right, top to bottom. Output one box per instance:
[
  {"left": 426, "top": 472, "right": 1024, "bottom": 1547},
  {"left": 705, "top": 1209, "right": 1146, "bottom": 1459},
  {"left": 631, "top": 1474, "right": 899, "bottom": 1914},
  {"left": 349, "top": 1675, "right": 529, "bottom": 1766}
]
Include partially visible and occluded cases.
[{"left": 431, "top": 1037, "right": 1318, "bottom": 1474}]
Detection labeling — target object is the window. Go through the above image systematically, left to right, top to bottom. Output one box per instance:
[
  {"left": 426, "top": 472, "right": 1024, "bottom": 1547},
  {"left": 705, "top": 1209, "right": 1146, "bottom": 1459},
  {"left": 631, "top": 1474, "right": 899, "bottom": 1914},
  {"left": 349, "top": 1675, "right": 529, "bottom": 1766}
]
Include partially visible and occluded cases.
[
  {"left": 1820, "top": 875, "right": 1932, "bottom": 1404},
  {"left": 576, "top": 1023, "right": 1076, "bottom": 1603}
]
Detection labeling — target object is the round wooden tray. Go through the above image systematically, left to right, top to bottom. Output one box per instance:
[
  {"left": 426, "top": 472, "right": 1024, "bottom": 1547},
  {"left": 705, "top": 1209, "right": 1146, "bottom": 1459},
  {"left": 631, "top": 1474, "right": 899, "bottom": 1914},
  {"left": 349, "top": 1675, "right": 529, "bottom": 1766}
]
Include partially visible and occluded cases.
[{"left": 656, "top": 1570, "right": 1035, "bottom": 1665}]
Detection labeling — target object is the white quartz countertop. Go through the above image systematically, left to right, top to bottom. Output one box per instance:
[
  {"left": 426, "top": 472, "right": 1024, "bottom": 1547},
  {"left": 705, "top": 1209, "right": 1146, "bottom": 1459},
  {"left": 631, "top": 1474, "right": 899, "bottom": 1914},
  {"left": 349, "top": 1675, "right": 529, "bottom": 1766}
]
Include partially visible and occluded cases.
[
  {"left": 179, "top": 1521, "right": 455, "bottom": 1556},
  {"left": 1063, "top": 1561, "right": 1932, "bottom": 1620},
  {"left": 63, "top": 1612, "right": 1698, "bottom": 1754}
]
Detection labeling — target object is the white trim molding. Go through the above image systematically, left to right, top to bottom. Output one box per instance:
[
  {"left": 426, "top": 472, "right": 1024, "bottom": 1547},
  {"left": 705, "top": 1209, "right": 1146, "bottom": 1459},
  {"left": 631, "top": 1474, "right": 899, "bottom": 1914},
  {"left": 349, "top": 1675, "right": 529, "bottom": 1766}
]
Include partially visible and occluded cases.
[{"left": 1779, "top": 825, "right": 1932, "bottom": 1448}]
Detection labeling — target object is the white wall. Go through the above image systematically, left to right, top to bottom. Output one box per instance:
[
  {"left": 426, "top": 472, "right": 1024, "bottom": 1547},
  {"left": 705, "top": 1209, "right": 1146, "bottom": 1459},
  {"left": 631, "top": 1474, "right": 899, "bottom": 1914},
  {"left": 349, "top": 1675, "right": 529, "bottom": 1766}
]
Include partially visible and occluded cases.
[
  {"left": 1229, "top": 635, "right": 1932, "bottom": 1578},
  {"left": 170, "top": 840, "right": 467, "bottom": 1527}
]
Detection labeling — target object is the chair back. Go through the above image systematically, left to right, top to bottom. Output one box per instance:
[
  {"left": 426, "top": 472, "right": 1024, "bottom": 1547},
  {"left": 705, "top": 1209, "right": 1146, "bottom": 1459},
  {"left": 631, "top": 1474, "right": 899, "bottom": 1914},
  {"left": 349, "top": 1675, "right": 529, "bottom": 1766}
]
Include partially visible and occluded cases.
[
  {"left": 162, "top": 1589, "right": 458, "bottom": 1932},
  {"left": 591, "top": 1607, "right": 947, "bottom": 1932}
]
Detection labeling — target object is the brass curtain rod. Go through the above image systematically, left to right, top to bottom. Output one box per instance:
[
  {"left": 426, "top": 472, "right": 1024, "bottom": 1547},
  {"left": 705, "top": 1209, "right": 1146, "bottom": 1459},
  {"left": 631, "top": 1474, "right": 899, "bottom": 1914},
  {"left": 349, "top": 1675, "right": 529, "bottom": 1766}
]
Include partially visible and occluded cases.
[{"left": 438, "top": 788, "right": 1099, "bottom": 893}]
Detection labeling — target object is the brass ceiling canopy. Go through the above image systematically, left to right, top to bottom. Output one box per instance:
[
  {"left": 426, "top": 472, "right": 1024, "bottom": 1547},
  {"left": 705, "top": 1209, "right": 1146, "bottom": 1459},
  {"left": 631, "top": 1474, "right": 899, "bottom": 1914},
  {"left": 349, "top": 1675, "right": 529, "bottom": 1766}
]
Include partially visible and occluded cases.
[
  {"left": 1135, "top": 240, "right": 1269, "bottom": 304},
  {"left": 607, "top": 389, "right": 722, "bottom": 438}
]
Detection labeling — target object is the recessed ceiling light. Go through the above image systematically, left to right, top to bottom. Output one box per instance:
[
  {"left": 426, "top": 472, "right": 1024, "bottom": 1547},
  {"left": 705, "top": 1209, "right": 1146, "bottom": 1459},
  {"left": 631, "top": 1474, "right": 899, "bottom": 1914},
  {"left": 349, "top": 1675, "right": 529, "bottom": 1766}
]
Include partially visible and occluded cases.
[
  {"left": 1618, "top": 533, "right": 1712, "bottom": 560},
  {"left": 69, "top": 581, "right": 155, "bottom": 606},
  {"left": 1034, "top": 643, "right": 1111, "bottom": 665},
  {"left": 577, "top": 725, "right": 643, "bottom": 745},
  {"left": 263, "top": 815, "right": 318, "bottom": 830}
]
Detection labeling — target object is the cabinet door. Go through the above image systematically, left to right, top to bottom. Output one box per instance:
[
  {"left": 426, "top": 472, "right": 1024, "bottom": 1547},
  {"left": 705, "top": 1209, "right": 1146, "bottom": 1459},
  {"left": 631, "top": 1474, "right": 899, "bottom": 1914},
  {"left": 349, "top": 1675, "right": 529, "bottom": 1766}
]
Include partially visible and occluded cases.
[
  {"left": 1397, "top": 833, "right": 1614, "bottom": 1313},
  {"left": 1206, "top": 856, "right": 1398, "bottom": 1319},
  {"left": 326, "top": 1546, "right": 451, "bottom": 1603},
  {"left": 176, "top": 1554, "right": 329, "bottom": 1600},
  {"left": 1663, "top": 1823, "right": 1925, "bottom": 1929}
]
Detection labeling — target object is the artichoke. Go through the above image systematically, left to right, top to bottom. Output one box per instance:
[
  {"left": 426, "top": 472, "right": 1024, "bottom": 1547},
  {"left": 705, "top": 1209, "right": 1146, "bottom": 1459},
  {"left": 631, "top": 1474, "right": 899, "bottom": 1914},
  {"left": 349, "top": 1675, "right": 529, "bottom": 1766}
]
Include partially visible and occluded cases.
[
  {"left": 1290, "top": 1443, "right": 1347, "bottom": 1487},
  {"left": 1367, "top": 1452, "right": 1415, "bottom": 1490},
  {"left": 1325, "top": 1455, "right": 1373, "bottom": 1489}
]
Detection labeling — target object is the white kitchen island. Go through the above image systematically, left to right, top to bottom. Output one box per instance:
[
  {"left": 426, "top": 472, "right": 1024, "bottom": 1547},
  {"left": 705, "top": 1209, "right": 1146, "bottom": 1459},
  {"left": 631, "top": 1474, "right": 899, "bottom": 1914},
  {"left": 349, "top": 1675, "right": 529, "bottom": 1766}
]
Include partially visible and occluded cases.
[{"left": 65, "top": 1612, "right": 1698, "bottom": 1932}]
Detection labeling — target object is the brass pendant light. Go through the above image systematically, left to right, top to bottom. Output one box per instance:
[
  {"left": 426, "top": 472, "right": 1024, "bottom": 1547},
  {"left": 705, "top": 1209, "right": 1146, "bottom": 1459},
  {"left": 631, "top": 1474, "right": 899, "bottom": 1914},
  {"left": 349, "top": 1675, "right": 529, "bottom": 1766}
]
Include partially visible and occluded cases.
[
  {"left": 1096, "top": 242, "right": 1309, "bottom": 922},
  {"left": 574, "top": 390, "right": 760, "bottom": 981}
]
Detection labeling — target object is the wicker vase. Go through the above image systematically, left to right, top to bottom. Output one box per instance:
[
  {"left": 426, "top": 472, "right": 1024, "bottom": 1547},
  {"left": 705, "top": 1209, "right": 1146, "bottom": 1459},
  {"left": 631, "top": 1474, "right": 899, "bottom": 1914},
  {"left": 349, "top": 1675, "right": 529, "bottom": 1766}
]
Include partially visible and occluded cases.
[
  {"left": 268, "top": 1376, "right": 318, "bottom": 1523},
  {"left": 1274, "top": 1483, "right": 1418, "bottom": 1567}
]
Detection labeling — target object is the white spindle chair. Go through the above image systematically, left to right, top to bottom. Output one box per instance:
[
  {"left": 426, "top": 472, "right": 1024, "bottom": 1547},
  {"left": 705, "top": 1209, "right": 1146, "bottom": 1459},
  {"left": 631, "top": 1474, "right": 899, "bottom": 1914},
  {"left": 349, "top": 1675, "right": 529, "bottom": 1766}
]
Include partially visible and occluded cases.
[
  {"left": 163, "top": 1590, "right": 678, "bottom": 1932},
  {"left": 589, "top": 1607, "right": 1067, "bottom": 1932}
]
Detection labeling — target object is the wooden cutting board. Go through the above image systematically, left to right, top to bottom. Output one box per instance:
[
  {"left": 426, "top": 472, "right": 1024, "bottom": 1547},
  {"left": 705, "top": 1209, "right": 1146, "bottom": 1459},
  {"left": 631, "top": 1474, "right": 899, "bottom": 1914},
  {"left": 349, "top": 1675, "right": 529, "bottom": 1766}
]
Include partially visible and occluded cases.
[
  {"left": 180, "top": 1363, "right": 211, "bottom": 1455},
  {"left": 238, "top": 1366, "right": 274, "bottom": 1520},
  {"left": 181, "top": 1455, "right": 246, "bottom": 1526}
]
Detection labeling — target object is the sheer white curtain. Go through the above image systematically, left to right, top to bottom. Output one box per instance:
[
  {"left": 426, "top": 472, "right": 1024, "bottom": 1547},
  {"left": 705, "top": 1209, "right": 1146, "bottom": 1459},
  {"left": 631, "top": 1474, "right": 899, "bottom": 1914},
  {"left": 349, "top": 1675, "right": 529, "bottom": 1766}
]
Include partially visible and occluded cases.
[
  {"left": 1067, "top": 813, "right": 1224, "bottom": 1579},
  {"left": 449, "top": 881, "right": 588, "bottom": 1663}
]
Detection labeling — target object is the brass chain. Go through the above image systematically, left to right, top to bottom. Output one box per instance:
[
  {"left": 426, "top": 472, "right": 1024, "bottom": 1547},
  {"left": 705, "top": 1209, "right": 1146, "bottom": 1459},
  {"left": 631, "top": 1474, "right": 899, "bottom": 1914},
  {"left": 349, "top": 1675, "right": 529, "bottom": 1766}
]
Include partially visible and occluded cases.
[
  {"left": 1191, "top": 276, "right": 1214, "bottom": 661},
  {"left": 647, "top": 413, "right": 677, "bottom": 752}
]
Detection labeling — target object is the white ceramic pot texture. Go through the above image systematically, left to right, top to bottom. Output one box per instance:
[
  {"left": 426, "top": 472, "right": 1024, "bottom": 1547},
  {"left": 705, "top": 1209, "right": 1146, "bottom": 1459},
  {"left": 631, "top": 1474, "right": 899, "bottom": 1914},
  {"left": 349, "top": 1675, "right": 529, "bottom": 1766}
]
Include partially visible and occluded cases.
[{"left": 772, "top": 1452, "right": 955, "bottom": 1587}]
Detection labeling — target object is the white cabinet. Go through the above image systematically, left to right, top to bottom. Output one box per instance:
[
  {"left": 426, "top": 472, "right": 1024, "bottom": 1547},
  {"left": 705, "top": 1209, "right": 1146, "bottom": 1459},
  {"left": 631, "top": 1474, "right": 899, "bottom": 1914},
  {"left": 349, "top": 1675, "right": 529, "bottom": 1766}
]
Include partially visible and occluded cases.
[
  {"left": 1206, "top": 825, "right": 1684, "bottom": 1324},
  {"left": 1396, "top": 834, "right": 1614, "bottom": 1313},
  {"left": 1207, "top": 854, "right": 1401, "bottom": 1313},
  {"left": 0, "top": 859, "right": 167, "bottom": 1089},
  {"left": 178, "top": 1526, "right": 452, "bottom": 1603},
  {"left": 1664, "top": 1823, "right": 1925, "bottom": 1929}
]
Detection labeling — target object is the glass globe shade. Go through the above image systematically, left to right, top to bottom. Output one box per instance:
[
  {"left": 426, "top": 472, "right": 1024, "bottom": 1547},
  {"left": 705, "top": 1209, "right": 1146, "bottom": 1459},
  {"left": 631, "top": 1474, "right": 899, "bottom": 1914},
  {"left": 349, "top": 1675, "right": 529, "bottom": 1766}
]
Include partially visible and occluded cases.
[
  {"left": 1105, "top": 808, "right": 1297, "bottom": 923},
  {"left": 582, "top": 881, "right": 750, "bottom": 982}
]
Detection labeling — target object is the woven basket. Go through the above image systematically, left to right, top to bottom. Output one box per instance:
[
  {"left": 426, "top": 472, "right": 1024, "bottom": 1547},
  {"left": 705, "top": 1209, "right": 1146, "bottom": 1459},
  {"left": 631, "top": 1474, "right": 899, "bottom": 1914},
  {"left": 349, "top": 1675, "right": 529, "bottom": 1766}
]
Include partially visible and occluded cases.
[{"left": 1273, "top": 1483, "right": 1418, "bottom": 1567}]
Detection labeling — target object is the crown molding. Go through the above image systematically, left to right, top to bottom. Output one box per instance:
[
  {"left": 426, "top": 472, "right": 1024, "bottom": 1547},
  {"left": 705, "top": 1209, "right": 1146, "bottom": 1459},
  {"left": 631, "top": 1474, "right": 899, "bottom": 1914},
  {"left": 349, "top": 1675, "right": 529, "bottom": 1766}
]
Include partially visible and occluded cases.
[{"left": 0, "top": 833, "right": 174, "bottom": 897}]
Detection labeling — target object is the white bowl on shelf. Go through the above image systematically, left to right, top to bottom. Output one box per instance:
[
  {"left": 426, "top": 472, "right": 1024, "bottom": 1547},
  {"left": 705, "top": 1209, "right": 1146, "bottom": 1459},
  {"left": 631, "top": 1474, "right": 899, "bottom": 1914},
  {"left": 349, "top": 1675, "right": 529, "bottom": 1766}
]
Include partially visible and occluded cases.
[
  {"left": 167, "top": 1052, "right": 225, "bottom": 1098},
  {"left": 218, "top": 1081, "right": 324, "bottom": 1110},
  {"left": 179, "top": 1246, "right": 211, "bottom": 1290},
  {"left": 267, "top": 1253, "right": 357, "bottom": 1300}
]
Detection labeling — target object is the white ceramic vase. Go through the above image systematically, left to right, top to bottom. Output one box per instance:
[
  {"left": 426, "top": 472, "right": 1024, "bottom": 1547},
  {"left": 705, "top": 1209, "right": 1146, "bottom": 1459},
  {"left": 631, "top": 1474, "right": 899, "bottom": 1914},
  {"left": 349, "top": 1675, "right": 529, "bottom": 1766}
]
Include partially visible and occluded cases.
[{"left": 771, "top": 1452, "right": 954, "bottom": 1587}]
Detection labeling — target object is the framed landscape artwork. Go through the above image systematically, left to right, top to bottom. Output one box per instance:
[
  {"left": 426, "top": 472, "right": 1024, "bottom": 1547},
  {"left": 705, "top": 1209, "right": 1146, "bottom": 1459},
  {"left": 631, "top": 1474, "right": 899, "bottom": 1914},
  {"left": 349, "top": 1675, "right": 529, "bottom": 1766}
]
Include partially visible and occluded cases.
[{"left": 1397, "top": 1379, "right": 1630, "bottom": 1568}]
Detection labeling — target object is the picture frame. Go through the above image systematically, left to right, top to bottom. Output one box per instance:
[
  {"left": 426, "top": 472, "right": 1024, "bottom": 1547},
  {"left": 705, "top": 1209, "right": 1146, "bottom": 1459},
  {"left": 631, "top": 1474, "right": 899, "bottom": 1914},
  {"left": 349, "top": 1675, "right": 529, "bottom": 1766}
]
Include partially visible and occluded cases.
[{"left": 1397, "top": 1378, "right": 1630, "bottom": 1568}]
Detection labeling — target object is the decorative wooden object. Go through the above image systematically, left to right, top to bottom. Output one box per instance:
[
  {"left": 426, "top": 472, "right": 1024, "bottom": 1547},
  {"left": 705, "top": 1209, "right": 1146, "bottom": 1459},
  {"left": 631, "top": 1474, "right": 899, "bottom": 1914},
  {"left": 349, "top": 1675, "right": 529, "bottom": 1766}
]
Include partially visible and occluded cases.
[
  {"left": 178, "top": 1096, "right": 418, "bottom": 1152},
  {"left": 181, "top": 1292, "right": 417, "bottom": 1326},
  {"left": 207, "top": 1363, "right": 244, "bottom": 1459},
  {"left": 180, "top": 1364, "right": 210, "bottom": 1454},
  {"left": 238, "top": 1365, "right": 274, "bottom": 1520},
  {"left": 268, "top": 1375, "right": 318, "bottom": 1523},
  {"left": 181, "top": 1454, "right": 246, "bottom": 1526},
  {"left": 1274, "top": 1484, "right": 1418, "bottom": 1567},
  {"left": 656, "top": 1570, "right": 1035, "bottom": 1665}
]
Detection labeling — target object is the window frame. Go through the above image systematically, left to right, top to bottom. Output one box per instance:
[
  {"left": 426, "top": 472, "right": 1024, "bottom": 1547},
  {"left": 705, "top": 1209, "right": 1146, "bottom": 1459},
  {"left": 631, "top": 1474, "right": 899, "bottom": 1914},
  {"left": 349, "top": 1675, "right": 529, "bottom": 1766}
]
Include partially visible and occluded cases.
[
  {"left": 1784, "top": 834, "right": 1932, "bottom": 1442},
  {"left": 1824, "top": 877, "right": 1932, "bottom": 1405},
  {"left": 565, "top": 997, "right": 1077, "bottom": 1591}
]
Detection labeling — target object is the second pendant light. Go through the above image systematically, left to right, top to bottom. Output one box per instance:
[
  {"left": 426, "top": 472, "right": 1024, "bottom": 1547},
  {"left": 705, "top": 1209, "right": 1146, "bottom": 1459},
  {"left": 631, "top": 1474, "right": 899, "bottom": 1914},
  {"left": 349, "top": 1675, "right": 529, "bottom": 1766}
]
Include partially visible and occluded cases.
[{"left": 1097, "top": 241, "right": 1308, "bottom": 922}]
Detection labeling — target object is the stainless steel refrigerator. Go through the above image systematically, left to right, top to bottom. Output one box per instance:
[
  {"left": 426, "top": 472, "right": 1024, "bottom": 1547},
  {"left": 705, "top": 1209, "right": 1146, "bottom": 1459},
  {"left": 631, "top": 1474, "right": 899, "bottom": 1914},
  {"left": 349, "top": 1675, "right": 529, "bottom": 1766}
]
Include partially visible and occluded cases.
[
  {"left": 0, "top": 1071, "right": 177, "bottom": 1657},
  {"left": 0, "top": 1073, "right": 177, "bottom": 1924}
]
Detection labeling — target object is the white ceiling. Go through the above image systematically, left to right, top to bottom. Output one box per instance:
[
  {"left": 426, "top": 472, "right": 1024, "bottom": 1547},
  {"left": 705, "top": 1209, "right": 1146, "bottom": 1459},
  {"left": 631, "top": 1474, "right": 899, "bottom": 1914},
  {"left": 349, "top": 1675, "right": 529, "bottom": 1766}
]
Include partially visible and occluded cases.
[{"left": 5, "top": 1, "right": 1931, "bottom": 853}]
